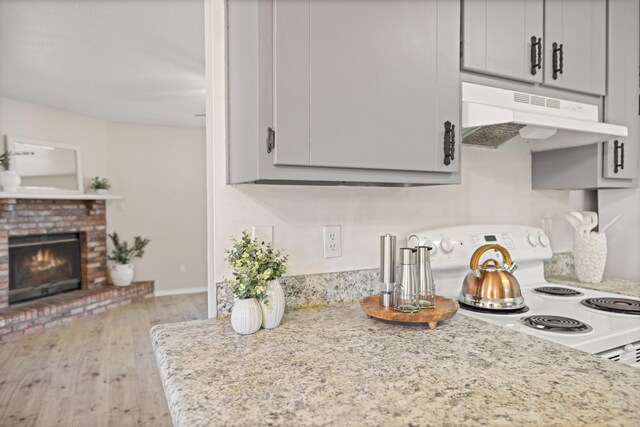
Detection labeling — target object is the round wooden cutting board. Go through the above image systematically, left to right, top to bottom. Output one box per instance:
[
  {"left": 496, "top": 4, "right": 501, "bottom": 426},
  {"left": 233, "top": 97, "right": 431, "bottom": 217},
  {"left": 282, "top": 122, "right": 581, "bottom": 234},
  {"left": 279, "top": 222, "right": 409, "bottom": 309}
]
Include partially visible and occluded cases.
[{"left": 359, "top": 294, "right": 459, "bottom": 329}]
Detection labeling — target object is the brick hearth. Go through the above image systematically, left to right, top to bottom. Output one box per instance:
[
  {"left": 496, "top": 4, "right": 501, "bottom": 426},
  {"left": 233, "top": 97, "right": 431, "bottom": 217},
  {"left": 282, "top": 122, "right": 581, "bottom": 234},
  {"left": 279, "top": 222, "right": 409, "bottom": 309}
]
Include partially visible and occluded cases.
[
  {"left": 0, "top": 198, "right": 154, "bottom": 342},
  {"left": 0, "top": 281, "right": 153, "bottom": 342}
]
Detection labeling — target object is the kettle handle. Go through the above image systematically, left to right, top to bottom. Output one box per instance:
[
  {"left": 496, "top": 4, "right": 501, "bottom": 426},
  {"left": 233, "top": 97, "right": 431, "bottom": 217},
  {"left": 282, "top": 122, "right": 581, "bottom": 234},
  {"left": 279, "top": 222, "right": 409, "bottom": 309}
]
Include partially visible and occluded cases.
[
  {"left": 470, "top": 244, "right": 514, "bottom": 273},
  {"left": 481, "top": 258, "right": 502, "bottom": 269}
]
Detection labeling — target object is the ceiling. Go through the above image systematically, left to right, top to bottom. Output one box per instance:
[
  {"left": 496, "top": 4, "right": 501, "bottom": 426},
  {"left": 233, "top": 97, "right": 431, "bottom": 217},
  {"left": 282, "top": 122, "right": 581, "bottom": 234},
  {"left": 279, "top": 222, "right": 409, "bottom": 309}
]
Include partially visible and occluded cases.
[{"left": 0, "top": 0, "right": 205, "bottom": 128}]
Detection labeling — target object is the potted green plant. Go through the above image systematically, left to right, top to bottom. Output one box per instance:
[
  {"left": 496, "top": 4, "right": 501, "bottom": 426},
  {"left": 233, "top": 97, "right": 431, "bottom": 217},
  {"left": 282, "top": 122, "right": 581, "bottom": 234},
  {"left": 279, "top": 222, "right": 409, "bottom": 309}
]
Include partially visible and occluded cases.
[
  {"left": 0, "top": 151, "right": 20, "bottom": 193},
  {"left": 90, "top": 176, "right": 111, "bottom": 194},
  {"left": 225, "top": 231, "right": 288, "bottom": 334},
  {"left": 107, "top": 232, "right": 150, "bottom": 286}
]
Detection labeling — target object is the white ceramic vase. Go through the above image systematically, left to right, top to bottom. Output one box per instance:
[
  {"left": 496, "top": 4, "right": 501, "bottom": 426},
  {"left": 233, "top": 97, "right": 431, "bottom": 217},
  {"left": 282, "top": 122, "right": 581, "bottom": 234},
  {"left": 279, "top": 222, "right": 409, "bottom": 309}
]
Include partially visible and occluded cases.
[
  {"left": 0, "top": 171, "right": 21, "bottom": 193},
  {"left": 95, "top": 189, "right": 109, "bottom": 195},
  {"left": 574, "top": 232, "right": 607, "bottom": 284},
  {"left": 110, "top": 263, "right": 135, "bottom": 286},
  {"left": 260, "top": 279, "right": 285, "bottom": 329},
  {"left": 231, "top": 297, "right": 263, "bottom": 335}
]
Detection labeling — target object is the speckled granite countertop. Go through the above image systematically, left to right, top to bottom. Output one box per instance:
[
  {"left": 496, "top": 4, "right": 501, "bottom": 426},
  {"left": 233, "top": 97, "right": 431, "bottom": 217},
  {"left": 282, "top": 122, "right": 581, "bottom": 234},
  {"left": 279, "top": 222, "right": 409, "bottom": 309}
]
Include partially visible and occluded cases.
[
  {"left": 547, "top": 275, "right": 640, "bottom": 298},
  {"left": 152, "top": 303, "right": 640, "bottom": 427}
]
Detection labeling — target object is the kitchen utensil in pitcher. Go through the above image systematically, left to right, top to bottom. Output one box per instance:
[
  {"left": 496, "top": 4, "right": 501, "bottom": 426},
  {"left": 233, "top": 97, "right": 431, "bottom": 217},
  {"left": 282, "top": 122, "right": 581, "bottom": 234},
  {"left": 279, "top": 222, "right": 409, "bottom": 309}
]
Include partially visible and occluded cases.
[
  {"left": 567, "top": 211, "right": 588, "bottom": 236},
  {"left": 566, "top": 212, "right": 582, "bottom": 234},
  {"left": 582, "top": 212, "right": 598, "bottom": 233},
  {"left": 599, "top": 215, "right": 620, "bottom": 235},
  {"left": 379, "top": 234, "right": 396, "bottom": 307},
  {"left": 416, "top": 246, "right": 436, "bottom": 309},
  {"left": 394, "top": 248, "right": 419, "bottom": 313}
]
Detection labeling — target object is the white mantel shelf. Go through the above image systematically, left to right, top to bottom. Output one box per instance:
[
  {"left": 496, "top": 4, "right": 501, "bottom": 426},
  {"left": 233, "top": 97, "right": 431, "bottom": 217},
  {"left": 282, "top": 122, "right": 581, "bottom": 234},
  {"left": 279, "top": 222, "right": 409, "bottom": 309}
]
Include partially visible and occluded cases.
[{"left": 0, "top": 192, "right": 123, "bottom": 201}]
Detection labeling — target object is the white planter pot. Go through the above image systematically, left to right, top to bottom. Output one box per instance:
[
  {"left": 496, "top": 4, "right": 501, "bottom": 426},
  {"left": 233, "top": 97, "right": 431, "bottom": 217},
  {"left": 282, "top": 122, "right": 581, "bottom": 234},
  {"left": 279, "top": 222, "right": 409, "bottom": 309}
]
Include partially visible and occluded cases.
[
  {"left": 0, "top": 171, "right": 21, "bottom": 193},
  {"left": 95, "top": 189, "right": 109, "bottom": 195},
  {"left": 574, "top": 232, "right": 607, "bottom": 284},
  {"left": 110, "top": 263, "right": 135, "bottom": 286},
  {"left": 260, "top": 279, "right": 285, "bottom": 329},
  {"left": 231, "top": 297, "right": 262, "bottom": 335}
]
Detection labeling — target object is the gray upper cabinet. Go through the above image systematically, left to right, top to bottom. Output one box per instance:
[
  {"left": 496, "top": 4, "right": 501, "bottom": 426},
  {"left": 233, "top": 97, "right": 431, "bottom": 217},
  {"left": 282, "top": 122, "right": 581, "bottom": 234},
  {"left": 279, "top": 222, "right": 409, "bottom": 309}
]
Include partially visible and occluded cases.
[
  {"left": 227, "top": 0, "right": 462, "bottom": 185},
  {"left": 274, "top": 0, "right": 459, "bottom": 174},
  {"left": 462, "top": 0, "right": 543, "bottom": 84},
  {"left": 462, "top": 0, "right": 606, "bottom": 97},
  {"left": 532, "top": 0, "right": 638, "bottom": 190},
  {"left": 543, "top": 0, "right": 606, "bottom": 96},
  {"left": 601, "top": 0, "right": 638, "bottom": 183}
]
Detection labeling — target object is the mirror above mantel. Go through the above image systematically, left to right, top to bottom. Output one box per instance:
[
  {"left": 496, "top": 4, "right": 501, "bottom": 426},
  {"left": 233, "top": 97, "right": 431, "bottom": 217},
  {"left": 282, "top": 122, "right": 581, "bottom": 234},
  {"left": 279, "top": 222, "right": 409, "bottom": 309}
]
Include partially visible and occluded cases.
[{"left": 6, "top": 136, "right": 83, "bottom": 193}]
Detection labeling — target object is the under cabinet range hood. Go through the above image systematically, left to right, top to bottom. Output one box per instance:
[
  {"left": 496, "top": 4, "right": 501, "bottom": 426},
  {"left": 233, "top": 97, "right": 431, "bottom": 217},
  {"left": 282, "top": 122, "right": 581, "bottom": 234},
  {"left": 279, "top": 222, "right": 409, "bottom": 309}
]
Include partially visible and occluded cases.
[{"left": 462, "top": 83, "right": 628, "bottom": 150}]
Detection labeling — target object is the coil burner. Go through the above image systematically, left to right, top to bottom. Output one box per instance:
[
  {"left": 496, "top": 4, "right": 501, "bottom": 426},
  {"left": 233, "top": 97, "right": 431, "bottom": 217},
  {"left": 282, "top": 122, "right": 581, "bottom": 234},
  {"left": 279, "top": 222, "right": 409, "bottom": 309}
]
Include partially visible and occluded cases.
[
  {"left": 534, "top": 286, "right": 583, "bottom": 297},
  {"left": 581, "top": 298, "right": 640, "bottom": 315},
  {"left": 519, "top": 315, "right": 593, "bottom": 334}
]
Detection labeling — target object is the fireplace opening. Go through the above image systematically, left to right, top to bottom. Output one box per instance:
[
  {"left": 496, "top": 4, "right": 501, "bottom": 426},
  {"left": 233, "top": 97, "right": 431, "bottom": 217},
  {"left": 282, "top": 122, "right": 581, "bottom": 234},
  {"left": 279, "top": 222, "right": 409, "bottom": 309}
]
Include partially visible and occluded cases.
[{"left": 9, "top": 233, "right": 82, "bottom": 304}]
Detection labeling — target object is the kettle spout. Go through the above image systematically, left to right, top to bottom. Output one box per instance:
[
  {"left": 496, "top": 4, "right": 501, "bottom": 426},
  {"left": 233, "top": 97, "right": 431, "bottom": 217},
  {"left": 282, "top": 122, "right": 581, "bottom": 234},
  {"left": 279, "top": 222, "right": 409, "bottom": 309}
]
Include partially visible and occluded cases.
[
  {"left": 506, "top": 262, "right": 518, "bottom": 274},
  {"left": 471, "top": 269, "right": 481, "bottom": 278}
]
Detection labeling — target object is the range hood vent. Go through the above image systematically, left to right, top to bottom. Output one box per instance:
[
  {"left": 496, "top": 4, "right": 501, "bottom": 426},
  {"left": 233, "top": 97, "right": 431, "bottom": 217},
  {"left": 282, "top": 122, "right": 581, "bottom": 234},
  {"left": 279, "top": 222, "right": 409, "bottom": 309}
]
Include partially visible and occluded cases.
[
  {"left": 461, "top": 83, "right": 628, "bottom": 150},
  {"left": 462, "top": 123, "right": 525, "bottom": 148}
]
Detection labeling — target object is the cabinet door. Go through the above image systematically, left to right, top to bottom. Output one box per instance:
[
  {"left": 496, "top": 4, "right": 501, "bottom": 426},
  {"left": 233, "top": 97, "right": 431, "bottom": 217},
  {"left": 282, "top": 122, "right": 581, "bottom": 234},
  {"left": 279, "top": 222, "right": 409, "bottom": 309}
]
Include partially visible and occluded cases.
[
  {"left": 273, "top": 0, "right": 460, "bottom": 173},
  {"left": 462, "top": 0, "right": 543, "bottom": 84},
  {"left": 543, "top": 0, "right": 606, "bottom": 96},
  {"left": 602, "top": 0, "right": 638, "bottom": 182}
]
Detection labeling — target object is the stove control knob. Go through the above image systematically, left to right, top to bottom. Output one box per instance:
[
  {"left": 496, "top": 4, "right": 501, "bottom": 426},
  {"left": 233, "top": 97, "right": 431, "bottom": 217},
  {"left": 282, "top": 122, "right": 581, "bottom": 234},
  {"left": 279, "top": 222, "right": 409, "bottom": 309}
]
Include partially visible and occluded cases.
[
  {"left": 527, "top": 233, "right": 539, "bottom": 247},
  {"left": 539, "top": 233, "right": 550, "bottom": 247},
  {"left": 440, "top": 238, "right": 454, "bottom": 254},
  {"left": 424, "top": 239, "right": 437, "bottom": 256},
  {"left": 624, "top": 344, "right": 634, "bottom": 352}
]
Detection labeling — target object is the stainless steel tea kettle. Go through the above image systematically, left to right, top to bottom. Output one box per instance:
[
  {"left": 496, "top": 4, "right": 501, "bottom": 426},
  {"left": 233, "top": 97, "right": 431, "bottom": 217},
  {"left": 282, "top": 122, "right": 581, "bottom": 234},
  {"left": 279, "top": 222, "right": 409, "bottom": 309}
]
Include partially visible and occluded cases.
[{"left": 459, "top": 244, "right": 525, "bottom": 311}]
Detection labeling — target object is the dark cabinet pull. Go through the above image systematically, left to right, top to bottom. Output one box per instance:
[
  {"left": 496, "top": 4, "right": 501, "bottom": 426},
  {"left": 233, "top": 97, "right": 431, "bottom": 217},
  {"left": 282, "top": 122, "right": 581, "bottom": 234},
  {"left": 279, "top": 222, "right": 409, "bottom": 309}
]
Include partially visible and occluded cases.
[
  {"left": 530, "top": 36, "right": 542, "bottom": 75},
  {"left": 552, "top": 42, "right": 564, "bottom": 80},
  {"left": 443, "top": 121, "right": 456, "bottom": 166},
  {"left": 266, "top": 127, "right": 275, "bottom": 153},
  {"left": 614, "top": 140, "right": 625, "bottom": 174}
]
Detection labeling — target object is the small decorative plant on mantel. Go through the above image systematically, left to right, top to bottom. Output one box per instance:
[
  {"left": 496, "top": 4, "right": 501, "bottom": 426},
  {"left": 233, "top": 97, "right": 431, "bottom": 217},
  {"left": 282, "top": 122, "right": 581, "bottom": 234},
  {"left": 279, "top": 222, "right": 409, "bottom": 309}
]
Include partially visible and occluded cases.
[
  {"left": 0, "top": 151, "right": 21, "bottom": 193},
  {"left": 90, "top": 176, "right": 111, "bottom": 194},
  {"left": 225, "top": 231, "right": 288, "bottom": 335},
  {"left": 107, "top": 232, "right": 151, "bottom": 287}
]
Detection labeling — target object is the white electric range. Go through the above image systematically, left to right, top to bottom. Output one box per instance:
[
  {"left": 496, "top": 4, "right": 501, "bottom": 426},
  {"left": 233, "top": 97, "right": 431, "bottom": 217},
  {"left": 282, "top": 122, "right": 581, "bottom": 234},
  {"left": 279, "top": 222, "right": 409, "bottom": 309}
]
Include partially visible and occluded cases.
[{"left": 409, "top": 224, "right": 640, "bottom": 368}]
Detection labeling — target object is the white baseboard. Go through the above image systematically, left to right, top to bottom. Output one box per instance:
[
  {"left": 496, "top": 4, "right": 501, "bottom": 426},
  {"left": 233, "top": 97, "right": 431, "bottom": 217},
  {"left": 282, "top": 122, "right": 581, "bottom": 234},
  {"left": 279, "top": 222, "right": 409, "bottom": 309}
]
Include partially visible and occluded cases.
[{"left": 154, "top": 286, "right": 208, "bottom": 297}]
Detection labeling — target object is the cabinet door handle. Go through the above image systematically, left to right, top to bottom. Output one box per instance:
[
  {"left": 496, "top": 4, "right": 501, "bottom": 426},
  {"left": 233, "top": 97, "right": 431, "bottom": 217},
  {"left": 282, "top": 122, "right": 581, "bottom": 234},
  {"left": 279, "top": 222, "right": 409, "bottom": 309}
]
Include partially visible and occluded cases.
[
  {"left": 530, "top": 36, "right": 542, "bottom": 75},
  {"left": 552, "top": 42, "right": 564, "bottom": 80},
  {"left": 443, "top": 121, "right": 456, "bottom": 166},
  {"left": 266, "top": 127, "right": 275, "bottom": 153},
  {"left": 614, "top": 140, "right": 625, "bottom": 174}
]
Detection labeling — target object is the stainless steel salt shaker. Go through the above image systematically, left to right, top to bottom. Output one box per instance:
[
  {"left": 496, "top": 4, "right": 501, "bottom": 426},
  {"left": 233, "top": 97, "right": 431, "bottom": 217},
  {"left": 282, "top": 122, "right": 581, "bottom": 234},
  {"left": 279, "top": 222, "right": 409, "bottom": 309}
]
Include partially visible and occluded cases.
[
  {"left": 379, "top": 235, "right": 396, "bottom": 307},
  {"left": 416, "top": 246, "right": 436, "bottom": 309},
  {"left": 394, "top": 248, "right": 419, "bottom": 312}
]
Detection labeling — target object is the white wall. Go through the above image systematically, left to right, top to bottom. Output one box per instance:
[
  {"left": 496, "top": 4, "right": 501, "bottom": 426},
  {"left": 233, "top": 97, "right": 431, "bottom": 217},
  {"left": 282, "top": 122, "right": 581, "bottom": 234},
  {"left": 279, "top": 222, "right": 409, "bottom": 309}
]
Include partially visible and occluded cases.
[
  {"left": 0, "top": 96, "right": 208, "bottom": 294},
  {"left": 0, "top": 97, "right": 108, "bottom": 184},
  {"left": 106, "top": 123, "right": 207, "bottom": 293},
  {"left": 213, "top": 144, "right": 592, "bottom": 281}
]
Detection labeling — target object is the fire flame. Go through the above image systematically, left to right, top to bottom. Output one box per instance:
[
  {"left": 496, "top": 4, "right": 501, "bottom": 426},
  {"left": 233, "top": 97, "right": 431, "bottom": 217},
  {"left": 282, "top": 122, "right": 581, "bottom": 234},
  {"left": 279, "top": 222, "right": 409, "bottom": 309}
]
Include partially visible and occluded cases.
[{"left": 26, "top": 249, "right": 67, "bottom": 272}]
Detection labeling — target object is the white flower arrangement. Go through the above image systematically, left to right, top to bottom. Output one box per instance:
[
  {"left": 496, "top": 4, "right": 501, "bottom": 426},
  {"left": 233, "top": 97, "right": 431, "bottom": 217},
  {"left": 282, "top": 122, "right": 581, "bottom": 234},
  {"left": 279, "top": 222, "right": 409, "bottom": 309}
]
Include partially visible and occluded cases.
[{"left": 224, "top": 231, "right": 288, "bottom": 303}]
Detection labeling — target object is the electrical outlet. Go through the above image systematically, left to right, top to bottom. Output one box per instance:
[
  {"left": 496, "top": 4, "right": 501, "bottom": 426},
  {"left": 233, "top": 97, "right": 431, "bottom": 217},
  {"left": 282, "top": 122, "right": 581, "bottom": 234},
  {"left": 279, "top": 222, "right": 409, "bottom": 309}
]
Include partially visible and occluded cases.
[
  {"left": 252, "top": 225, "right": 273, "bottom": 245},
  {"left": 323, "top": 225, "right": 342, "bottom": 258}
]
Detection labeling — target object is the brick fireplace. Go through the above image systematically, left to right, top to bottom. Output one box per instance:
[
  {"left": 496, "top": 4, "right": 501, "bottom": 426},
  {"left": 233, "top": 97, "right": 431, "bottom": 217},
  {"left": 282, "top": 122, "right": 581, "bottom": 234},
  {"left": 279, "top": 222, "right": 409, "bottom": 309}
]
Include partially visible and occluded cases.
[
  {"left": 0, "top": 198, "right": 153, "bottom": 342},
  {"left": 0, "top": 198, "right": 108, "bottom": 308}
]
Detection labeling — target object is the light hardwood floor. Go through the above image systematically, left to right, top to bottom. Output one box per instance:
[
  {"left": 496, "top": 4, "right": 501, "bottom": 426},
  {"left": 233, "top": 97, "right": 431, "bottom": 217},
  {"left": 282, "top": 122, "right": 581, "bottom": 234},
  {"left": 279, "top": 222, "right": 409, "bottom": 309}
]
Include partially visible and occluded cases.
[{"left": 0, "top": 293, "right": 208, "bottom": 427}]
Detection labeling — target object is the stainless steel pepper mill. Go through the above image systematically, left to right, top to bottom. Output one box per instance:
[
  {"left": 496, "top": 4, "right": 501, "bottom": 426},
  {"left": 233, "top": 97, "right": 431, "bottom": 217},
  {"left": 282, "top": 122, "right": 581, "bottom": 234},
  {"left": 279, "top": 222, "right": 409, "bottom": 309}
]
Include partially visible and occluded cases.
[{"left": 379, "top": 234, "right": 396, "bottom": 307}]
